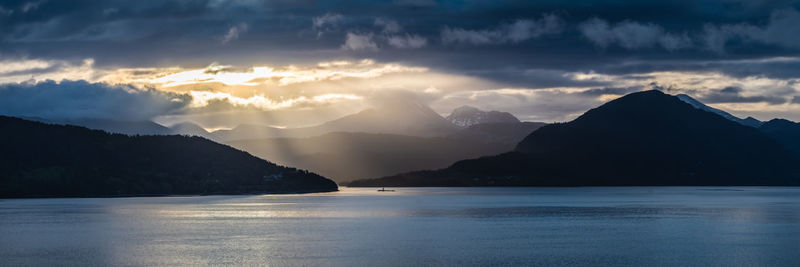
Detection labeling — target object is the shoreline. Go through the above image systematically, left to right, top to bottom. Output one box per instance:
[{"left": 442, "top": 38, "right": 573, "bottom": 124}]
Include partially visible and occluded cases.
[{"left": 0, "top": 188, "right": 339, "bottom": 200}]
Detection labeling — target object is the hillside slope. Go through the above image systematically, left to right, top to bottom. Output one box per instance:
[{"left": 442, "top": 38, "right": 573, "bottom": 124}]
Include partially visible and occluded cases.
[
  {"left": 350, "top": 91, "right": 800, "bottom": 186},
  {"left": 0, "top": 116, "right": 337, "bottom": 197}
]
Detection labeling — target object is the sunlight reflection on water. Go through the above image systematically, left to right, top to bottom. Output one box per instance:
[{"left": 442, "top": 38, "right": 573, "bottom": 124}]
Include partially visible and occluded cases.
[{"left": 1, "top": 187, "right": 799, "bottom": 266}]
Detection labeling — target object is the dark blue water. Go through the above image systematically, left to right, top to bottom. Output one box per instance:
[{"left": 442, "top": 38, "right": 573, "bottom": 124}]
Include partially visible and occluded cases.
[{"left": 2, "top": 187, "right": 799, "bottom": 266}]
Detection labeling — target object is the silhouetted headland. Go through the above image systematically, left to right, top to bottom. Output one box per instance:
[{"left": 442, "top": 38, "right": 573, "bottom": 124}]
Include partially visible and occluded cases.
[{"left": 0, "top": 116, "right": 338, "bottom": 198}]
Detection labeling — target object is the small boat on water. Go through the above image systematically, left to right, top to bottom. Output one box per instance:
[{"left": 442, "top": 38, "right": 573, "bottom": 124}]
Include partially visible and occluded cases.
[{"left": 377, "top": 187, "right": 395, "bottom": 192}]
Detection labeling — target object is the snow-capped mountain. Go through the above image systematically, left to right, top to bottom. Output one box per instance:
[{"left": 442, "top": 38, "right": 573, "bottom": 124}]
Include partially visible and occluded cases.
[
  {"left": 676, "top": 94, "right": 762, "bottom": 127},
  {"left": 445, "top": 105, "right": 520, "bottom": 127}
]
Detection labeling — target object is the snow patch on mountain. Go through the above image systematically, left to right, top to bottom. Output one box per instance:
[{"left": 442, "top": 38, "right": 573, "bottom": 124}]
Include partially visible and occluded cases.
[
  {"left": 676, "top": 94, "right": 762, "bottom": 127},
  {"left": 446, "top": 106, "right": 520, "bottom": 127}
]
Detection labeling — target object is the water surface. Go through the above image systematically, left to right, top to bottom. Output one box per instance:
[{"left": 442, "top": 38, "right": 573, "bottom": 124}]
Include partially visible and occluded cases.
[{"left": 2, "top": 187, "right": 799, "bottom": 266}]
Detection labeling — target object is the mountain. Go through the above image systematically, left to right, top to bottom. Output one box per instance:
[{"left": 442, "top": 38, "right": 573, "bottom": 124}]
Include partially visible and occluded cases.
[
  {"left": 349, "top": 90, "right": 800, "bottom": 187},
  {"left": 676, "top": 94, "right": 762, "bottom": 127},
  {"left": 214, "top": 100, "right": 460, "bottom": 141},
  {"left": 313, "top": 100, "right": 460, "bottom": 136},
  {"left": 446, "top": 106, "right": 520, "bottom": 127},
  {"left": 0, "top": 116, "right": 337, "bottom": 198},
  {"left": 22, "top": 117, "right": 218, "bottom": 139},
  {"left": 23, "top": 117, "right": 173, "bottom": 135},
  {"left": 740, "top": 117, "right": 764, "bottom": 128},
  {"left": 68, "top": 119, "right": 173, "bottom": 135},
  {"left": 759, "top": 119, "right": 800, "bottom": 157},
  {"left": 225, "top": 120, "right": 545, "bottom": 183},
  {"left": 169, "top": 122, "right": 218, "bottom": 140},
  {"left": 448, "top": 122, "right": 545, "bottom": 145},
  {"left": 213, "top": 124, "right": 287, "bottom": 141},
  {"left": 226, "top": 132, "right": 514, "bottom": 183}
]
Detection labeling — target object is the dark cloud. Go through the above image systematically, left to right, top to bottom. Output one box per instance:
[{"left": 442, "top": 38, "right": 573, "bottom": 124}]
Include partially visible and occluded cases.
[
  {"left": 1, "top": 0, "right": 800, "bottom": 120},
  {"left": 2, "top": 0, "right": 799, "bottom": 69},
  {"left": 703, "top": 8, "right": 800, "bottom": 53},
  {"left": 312, "top": 13, "right": 345, "bottom": 37},
  {"left": 441, "top": 14, "right": 563, "bottom": 46},
  {"left": 374, "top": 18, "right": 401, "bottom": 33},
  {"left": 579, "top": 18, "right": 692, "bottom": 51},
  {"left": 221, "top": 22, "right": 248, "bottom": 44},
  {"left": 341, "top": 32, "right": 377, "bottom": 51},
  {"left": 386, "top": 34, "right": 426, "bottom": 49},
  {"left": 591, "top": 57, "right": 800, "bottom": 80},
  {"left": 454, "top": 68, "right": 612, "bottom": 89},
  {"left": 0, "top": 80, "right": 191, "bottom": 120},
  {"left": 579, "top": 86, "right": 644, "bottom": 96},
  {"left": 699, "top": 86, "right": 788, "bottom": 105},
  {"left": 720, "top": 86, "right": 742, "bottom": 94}
]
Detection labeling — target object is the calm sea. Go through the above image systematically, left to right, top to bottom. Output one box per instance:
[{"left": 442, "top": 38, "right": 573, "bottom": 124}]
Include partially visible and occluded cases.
[{"left": 1, "top": 187, "right": 799, "bottom": 266}]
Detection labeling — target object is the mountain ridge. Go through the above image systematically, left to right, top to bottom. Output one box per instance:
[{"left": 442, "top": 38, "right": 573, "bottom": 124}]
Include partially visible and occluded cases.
[
  {"left": 349, "top": 90, "right": 800, "bottom": 187},
  {"left": 676, "top": 94, "right": 763, "bottom": 127},
  {"left": 214, "top": 100, "right": 461, "bottom": 141},
  {"left": 446, "top": 105, "right": 521, "bottom": 127},
  {"left": 0, "top": 116, "right": 337, "bottom": 198},
  {"left": 758, "top": 118, "right": 800, "bottom": 157},
  {"left": 225, "top": 125, "right": 543, "bottom": 183}
]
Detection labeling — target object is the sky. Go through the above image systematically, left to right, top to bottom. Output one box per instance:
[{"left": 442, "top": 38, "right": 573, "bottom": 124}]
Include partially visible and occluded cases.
[{"left": 1, "top": 0, "right": 800, "bottom": 129}]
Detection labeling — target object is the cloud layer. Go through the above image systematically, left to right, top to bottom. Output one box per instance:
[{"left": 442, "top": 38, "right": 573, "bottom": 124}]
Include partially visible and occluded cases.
[
  {"left": 2, "top": 1, "right": 800, "bottom": 124},
  {"left": 442, "top": 14, "right": 563, "bottom": 45},
  {"left": 579, "top": 18, "right": 692, "bottom": 51},
  {"left": 0, "top": 80, "right": 190, "bottom": 120}
]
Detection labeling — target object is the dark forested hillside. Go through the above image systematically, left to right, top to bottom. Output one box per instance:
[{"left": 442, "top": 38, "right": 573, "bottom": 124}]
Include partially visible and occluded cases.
[
  {"left": 349, "top": 90, "right": 800, "bottom": 187},
  {"left": 0, "top": 116, "right": 337, "bottom": 197},
  {"left": 758, "top": 119, "right": 800, "bottom": 157}
]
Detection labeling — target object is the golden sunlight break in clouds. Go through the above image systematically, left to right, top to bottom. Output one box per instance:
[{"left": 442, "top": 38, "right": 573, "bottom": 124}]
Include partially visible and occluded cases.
[{"left": 3, "top": 57, "right": 800, "bottom": 123}]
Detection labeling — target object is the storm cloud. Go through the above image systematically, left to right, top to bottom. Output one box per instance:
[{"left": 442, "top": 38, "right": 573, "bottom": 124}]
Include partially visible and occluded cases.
[
  {"left": 2, "top": 1, "right": 800, "bottom": 122},
  {"left": 703, "top": 8, "right": 800, "bottom": 53},
  {"left": 441, "top": 14, "right": 563, "bottom": 45},
  {"left": 579, "top": 18, "right": 692, "bottom": 51},
  {"left": 0, "top": 80, "right": 191, "bottom": 120},
  {"left": 699, "top": 86, "right": 789, "bottom": 105}
]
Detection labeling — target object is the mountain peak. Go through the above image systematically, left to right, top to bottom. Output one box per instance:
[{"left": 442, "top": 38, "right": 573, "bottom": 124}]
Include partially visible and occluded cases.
[
  {"left": 350, "top": 89, "right": 800, "bottom": 187},
  {"left": 517, "top": 89, "right": 770, "bottom": 153},
  {"left": 675, "top": 93, "right": 761, "bottom": 127},
  {"left": 313, "top": 99, "right": 459, "bottom": 137},
  {"left": 374, "top": 100, "right": 444, "bottom": 121},
  {"left": 452, "top": 105, "right": 481, "bottom": 113},
  {"left": 446, "top": 106, "right": 520, "bottom": 127},
  {"left": 740, "top": 116, "right": 764, "bottom": 127},
  {"left": 762, "top": 118, "right": 795, "bottom": 127},
  {"left": 169, "top": 122, "right": 217, "bottom": 140}
]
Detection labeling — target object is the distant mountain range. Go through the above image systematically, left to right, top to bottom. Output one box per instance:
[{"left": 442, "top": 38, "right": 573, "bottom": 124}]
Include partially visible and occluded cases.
[
  {"left": 6, "top": 90, "right": 800, "bottom": 191},
  {"left": 349, "top": 90, "right": 800, "bottom": 187},
  {"left": 674, "top": 95, "right": 800, "bottom": 155},
  {"left": 214, "top": 100, "right": 463, "bottom": 141},
  {"left": 32, "top": 102, "right": 530, "bottom": 145},
  {"left": 11, "top": 103, "right": 539, "bottom": 185},
  {"left": 222, "top": 105, "right": 541, "bottom": 183},
  {"left": 446, "top": 105, "right": 520, "bottom": 127},
  {"left": 0, "top": 116, "right": 337, "bottom": 198},
  {"left": 23, "top": 117, "right": 219, "bottom": 140},
  {"left": 226, "top": 122, "right": 544, "bottom": 183}
]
